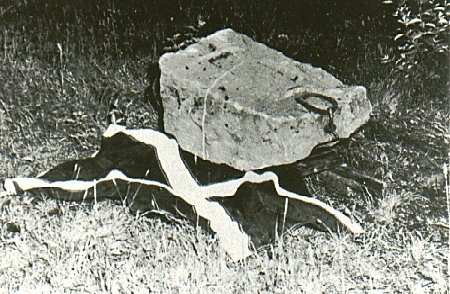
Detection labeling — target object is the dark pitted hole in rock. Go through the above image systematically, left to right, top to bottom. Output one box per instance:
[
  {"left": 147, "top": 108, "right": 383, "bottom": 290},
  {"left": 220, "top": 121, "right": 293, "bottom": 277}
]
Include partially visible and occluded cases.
[
  {"left": 208, "top": 43, "right": 217, "bottom": 52},
  {"left": 193, "top": 98, "right": 203, "bottom": 107},
  {"left": 324, "top": 121, "right": 337, "bottom": 134},
  {"left": 231, "top": 133, "right": 243, "bottom": 143}
]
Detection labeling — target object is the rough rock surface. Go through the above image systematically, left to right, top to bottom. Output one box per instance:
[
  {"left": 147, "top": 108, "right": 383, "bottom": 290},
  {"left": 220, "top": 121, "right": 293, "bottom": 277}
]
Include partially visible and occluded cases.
[{"left": 159, "top": 28, "right": 372, "bottom": 171}]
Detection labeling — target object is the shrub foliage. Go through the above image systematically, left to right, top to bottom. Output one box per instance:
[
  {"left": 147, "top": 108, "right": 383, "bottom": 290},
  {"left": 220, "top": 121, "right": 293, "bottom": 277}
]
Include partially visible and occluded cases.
[{"left": 388, "top": 0, "right": 449, "bottom": 80}]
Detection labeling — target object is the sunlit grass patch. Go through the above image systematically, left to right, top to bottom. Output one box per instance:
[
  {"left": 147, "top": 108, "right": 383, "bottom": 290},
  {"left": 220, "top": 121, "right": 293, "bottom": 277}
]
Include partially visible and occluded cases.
[
  {"left": 369, "top": 189, "right": 414, "bottom": 224},
  {"left": 1, "top": 195, "right": 447, "bottom": 292}
]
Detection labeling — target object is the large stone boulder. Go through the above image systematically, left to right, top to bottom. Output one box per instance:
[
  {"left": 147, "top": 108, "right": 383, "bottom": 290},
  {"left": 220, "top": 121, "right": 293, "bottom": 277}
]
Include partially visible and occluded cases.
[{"left": 159, "top": 28, "right": 372, "bottom": 171}]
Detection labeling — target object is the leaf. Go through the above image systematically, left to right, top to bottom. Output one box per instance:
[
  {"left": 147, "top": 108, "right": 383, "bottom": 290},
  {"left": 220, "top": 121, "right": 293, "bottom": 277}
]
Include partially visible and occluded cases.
[
  {"left": 406, "top": 18, "right": 422, "bottom": 26},
  {"left": 438, "top": 18, "right": 448, "bottom": 26},
  {"left": 412, "top": 32, "right": 424, "bottom": 41},
  {"left": 394, "top": 34, "right": 405, "bottom": 41}
]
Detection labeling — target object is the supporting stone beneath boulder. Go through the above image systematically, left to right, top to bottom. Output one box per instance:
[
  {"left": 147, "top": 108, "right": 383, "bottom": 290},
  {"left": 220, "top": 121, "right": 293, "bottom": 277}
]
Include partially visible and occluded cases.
[
  {"left": 159, "top": 28, "right": 372, "bottom": 171},
  {"left": 2, "top": 125, "right": 364, "bottom": 261}
]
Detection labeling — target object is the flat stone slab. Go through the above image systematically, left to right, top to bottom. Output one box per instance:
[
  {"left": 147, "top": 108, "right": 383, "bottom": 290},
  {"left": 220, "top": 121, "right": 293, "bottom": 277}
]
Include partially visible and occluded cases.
[
  {"left": 159, "top": 28, "right": 372, "bottom": 170},
  {"left": 2, "top": 125, "right": 364, "bottom": 261}
]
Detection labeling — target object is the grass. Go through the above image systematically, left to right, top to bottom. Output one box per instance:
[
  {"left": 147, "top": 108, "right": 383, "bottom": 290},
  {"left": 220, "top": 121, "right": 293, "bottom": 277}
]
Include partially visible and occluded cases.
[
  {"left": 0, "top": 0, "right": 449, "bottom": 292},
  {"left": 1, "top": 197, "right": 447, "bottom": 292}
]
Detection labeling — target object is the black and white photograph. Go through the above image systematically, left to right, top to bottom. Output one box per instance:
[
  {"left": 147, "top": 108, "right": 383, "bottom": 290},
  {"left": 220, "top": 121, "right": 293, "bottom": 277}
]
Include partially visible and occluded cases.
[{"left": 0, "top": 0, "right": 448, "bottom": 292}]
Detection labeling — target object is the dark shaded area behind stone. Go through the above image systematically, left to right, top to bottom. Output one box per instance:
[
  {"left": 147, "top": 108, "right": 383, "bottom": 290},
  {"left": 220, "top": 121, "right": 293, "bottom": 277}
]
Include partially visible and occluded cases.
[
  {"left": 144, "top": 61, "right": 165, "bottom": 131},
  {"left": 41, "top": 128, "right": 311, "bottom": 197},
  {"left": 31, "top": 129, "right": 348, "bottom": 248},
  {"left": 41, "top": 132, "right": 169, "bottom": 186},
  {"left": 179, "top": 143, "right": 311, "bottom": 197},
  {"left": 179, "top": 149, "right": 246, "bottom": 186},
  {"left": 30, "top": 179, "right": 211, "bottom": 231},
  {"left": 210, "top": 181, "right": 344, "bottom": 247}
]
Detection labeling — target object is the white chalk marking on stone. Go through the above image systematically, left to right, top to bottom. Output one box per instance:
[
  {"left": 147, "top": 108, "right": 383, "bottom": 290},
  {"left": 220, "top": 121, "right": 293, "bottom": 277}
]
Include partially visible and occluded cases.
[{"left": 201, "top": 61, "right": 244, "bottom": 159}]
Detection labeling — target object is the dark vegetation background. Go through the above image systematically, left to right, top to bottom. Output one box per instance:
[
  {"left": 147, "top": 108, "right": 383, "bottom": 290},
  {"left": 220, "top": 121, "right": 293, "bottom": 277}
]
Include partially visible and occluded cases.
[{"left": 1, "top": 0, "right": 447, "bottom": 101}]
